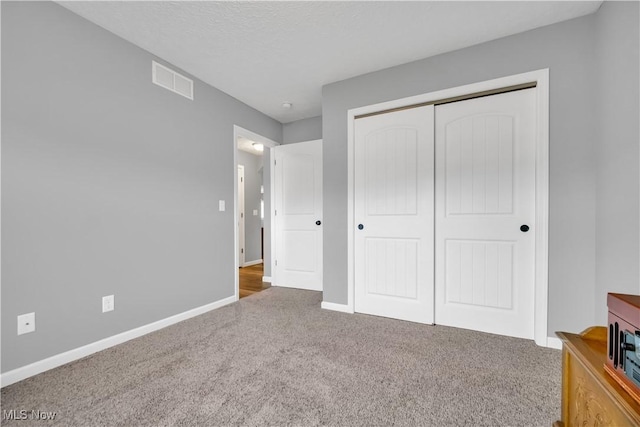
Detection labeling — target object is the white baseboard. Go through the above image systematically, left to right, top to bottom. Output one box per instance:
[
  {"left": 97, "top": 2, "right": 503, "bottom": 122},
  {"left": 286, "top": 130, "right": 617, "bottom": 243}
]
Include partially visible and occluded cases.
[
  {"left": 242, "top": 259, "right": 263, "bottom": 267},
  {"left": 262, "top": 276, "right": 272, "bottom": 283},
  {"left": 275, "top": 282, "right": 322, "bottom": 292},
  {"left": 1, "top": 295, "right": 236, "bottom": 388},
  {"left": 321, "top": 301, "right": 354, "bottom": 314},
  {"left": 546, "top": 336, "right": 563, "bottom": 350}
]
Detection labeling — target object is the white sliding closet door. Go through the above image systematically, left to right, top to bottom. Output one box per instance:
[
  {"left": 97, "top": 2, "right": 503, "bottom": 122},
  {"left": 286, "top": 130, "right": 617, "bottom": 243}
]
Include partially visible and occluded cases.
[
  {"left": 434, "top": 89, "right": 536, "bottom": 339},
  {"left": 354, "top": 106, "right": 435, "bottom": 324}
]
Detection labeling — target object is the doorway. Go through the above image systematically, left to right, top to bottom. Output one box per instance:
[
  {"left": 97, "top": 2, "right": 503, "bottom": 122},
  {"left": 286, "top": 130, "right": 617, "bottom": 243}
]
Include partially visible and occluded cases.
[
  {"left": 234, "top": 126, "right": 279, "bottom": 300},
  {"left": 239, "top": 263, "right": 270, "bottom": 298}
]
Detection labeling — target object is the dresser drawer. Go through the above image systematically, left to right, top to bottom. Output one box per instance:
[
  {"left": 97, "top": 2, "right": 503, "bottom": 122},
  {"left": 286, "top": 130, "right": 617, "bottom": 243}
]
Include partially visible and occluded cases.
[
  {"left": 557, "top": 327, "right": 640, "bottom": 427},
  {"left": 565, "top": 347, "right": 628, "bottom": 426}
]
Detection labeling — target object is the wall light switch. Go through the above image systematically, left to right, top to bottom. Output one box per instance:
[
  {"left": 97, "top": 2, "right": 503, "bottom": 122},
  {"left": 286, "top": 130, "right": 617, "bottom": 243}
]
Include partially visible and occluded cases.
[
  {"left": 219, "top": 200, "right": 225, "bottom": 211},
  {"left": 253, "top": 209, "right": 258, "bottom": 216},
  {"left": 102, "top": 295, "right": 114, "bottom": 313},
  {"left": 17, "top": 312, "right": 36, "bottom": 335}
]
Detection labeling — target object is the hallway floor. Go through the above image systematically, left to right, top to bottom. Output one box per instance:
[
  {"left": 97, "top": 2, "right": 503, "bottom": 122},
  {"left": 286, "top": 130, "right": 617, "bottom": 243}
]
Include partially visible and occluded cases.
[{"left": 239, "top": 263, "right": 270, "bottom": 298}]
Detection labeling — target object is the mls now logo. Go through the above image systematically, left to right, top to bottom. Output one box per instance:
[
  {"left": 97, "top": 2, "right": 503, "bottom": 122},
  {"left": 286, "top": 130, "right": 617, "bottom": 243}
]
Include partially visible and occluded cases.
[{"left": 3, "top": 409, "right": 57, "bottom": 421}]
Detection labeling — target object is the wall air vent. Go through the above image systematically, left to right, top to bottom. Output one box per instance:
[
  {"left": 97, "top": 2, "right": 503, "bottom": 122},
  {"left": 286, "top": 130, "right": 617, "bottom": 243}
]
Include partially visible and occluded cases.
[{"left": 152, "top": 61, "right": 194, "bottom": 100}]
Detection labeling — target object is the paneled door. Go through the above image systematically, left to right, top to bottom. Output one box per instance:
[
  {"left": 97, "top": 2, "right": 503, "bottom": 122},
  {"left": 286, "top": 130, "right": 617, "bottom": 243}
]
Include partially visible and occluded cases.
[
  {"left": 434, "top": 89, "right": 536, "bottom": 339},
  {"left": 354, "top": 106, "right": 435, "bottom": 324},
  {"left": 274, "top": 140, "right": 323, "bottom": 291}
]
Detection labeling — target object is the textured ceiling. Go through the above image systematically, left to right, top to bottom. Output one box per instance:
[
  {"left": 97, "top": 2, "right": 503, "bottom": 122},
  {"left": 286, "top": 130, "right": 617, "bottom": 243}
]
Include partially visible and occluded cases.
[
  {"left": 58, "top": 1, "right": 602, "bottom": 123},
  {"left": 237, "top": 136, "right": 264, "bottom": 157}
]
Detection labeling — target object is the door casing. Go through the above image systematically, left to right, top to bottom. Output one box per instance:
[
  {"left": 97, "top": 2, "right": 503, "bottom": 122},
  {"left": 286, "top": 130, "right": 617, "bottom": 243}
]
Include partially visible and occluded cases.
[
  {"left": 343, "top": 69, "right": 550, "bottom": 347},
  {"left": 238, "top": 164, "right": 245, "bottom": 267}
]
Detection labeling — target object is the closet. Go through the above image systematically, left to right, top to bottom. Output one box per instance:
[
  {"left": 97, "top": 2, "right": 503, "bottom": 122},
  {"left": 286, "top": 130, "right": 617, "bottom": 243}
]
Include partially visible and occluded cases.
[{"left": 353, "top": 88, "right": 536, "bottom": 339}]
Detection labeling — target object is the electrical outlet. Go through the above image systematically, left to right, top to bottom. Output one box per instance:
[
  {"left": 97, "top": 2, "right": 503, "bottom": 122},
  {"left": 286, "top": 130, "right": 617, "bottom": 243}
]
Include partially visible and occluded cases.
[
  {"left": 219, "top": 200, "right": 225, "bottom": 211},
  {"left": 102, "top": 295, "right": 114, "bottom": 313},
  {"left": 17, "top": 312, "right": 36, "bottom": 335}
]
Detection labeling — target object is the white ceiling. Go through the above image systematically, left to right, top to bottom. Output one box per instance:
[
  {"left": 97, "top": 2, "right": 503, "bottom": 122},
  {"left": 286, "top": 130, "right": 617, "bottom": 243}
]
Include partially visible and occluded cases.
[
  {"left": 58, "top": 1, "right": 602, "bottom": 123},
  {"left": 237, "top": 136, "right": 264, "bottom": 156}
]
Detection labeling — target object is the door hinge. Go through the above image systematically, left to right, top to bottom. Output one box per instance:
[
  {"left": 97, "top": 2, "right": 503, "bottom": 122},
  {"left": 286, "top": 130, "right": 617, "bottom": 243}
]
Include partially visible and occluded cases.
[
  {"left": 274, "top": 159, "right": 277, "bottom": 166},
  {"left": 275, "top": 210, "right": 277, "bottom": 216},
  {"left": 241, "top": 213, "right": 244, "bottom": 218},
  {"left": 241, "top": 248, "right": 244, "bottom": 254},
  {"left": 275, "top": 260, "right": 278, "bottom": 266}
]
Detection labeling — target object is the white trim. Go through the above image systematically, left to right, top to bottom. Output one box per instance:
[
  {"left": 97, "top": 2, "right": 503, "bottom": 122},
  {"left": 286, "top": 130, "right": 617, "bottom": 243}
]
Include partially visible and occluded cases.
[
  {"left": 346, "top": 69, "right": 550, "bottom": 347},
  {"left": 533, "top": 69, "right": 550, "bottom": 348},
  {"left": 347, "top": 107, "right": 355, "bottom": 312},
  {"left": 233, "top": 125, "right": 279, "bottom": 302},
  {"left": 235, "top": 127, "right": 279, "bottom": 150},
  {"left": 295, "top": 139, "right": 322, "bottom": 145},
  {"left": 269, "top": 146, "right": 277, "bottom": 286},
  {"left": 238, "top": 164, "right": 245, "bottom": 268},
  {"left": 242, "top": 259, "right": 263, "bottom": 267},
  {"left": 262, "top": 276, "right": 272, "bottom": 283},
  {"left": 274, "top": 282, "right": 321, "bottom": 292},
  {"left": 0, "top": 295, "right": 236, "bottom": 388},
  {"left": 321, "top": 301, "right": 355, "bottom": 314},
  {"left": 546, "top": 336, "right": 563, "bottom": 350}
]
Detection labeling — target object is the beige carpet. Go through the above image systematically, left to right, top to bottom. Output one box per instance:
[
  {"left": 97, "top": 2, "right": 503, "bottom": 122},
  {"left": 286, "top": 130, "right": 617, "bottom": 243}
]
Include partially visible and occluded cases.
[{"left": 1, "top": 287, "right": 561, "bottom": 426}]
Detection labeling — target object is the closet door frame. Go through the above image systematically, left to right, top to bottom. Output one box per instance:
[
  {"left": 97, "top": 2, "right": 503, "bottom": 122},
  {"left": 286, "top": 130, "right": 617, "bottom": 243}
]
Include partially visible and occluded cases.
[{"left": 344, "top": 69, "right": 551, "bottom": 348}]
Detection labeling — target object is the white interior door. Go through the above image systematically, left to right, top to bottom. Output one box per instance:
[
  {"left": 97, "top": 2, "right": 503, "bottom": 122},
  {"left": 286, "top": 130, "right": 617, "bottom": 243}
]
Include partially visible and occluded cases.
[
  {"left": 435, "top": 89, "right": 536, "bottom": 339},
  {"left": 354, "top": 106, "right": 435, "bottom": 324},
  {"left": 274, "top": 140, "right": 323, "bottom": 291},
  {"left": 238, "top": 165, "right": 245, "bottom": 267}
]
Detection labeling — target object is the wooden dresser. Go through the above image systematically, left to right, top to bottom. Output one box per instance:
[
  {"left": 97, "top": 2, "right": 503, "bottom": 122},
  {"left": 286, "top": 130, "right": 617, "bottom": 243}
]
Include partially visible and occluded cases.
[{"left": 555, "top": 327, "right": 640, "bottom": 426}]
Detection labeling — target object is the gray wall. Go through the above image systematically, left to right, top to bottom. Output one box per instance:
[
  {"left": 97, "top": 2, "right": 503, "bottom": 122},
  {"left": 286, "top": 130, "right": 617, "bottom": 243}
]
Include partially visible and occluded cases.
[
  {"left": 1, "top": 1, "right": 282, "bottom": 373},
  {"left": 594, "top": 1, "right": 640, "bottom": 324},
  {"left": 322, "top": 9, "right": 638, "bottom": 336},
  {"left": 282, "top": 116, "right": 322, "bottom": 144},
  {"left": 237, "top": 150, "right": 264, "bottom": 263}
]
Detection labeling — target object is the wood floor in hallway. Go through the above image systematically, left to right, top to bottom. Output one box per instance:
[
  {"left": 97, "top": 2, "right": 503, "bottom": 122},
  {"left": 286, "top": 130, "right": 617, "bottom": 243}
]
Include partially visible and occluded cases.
[{"left": 239, "top": 263, "right": 270, "bottom": 298}]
